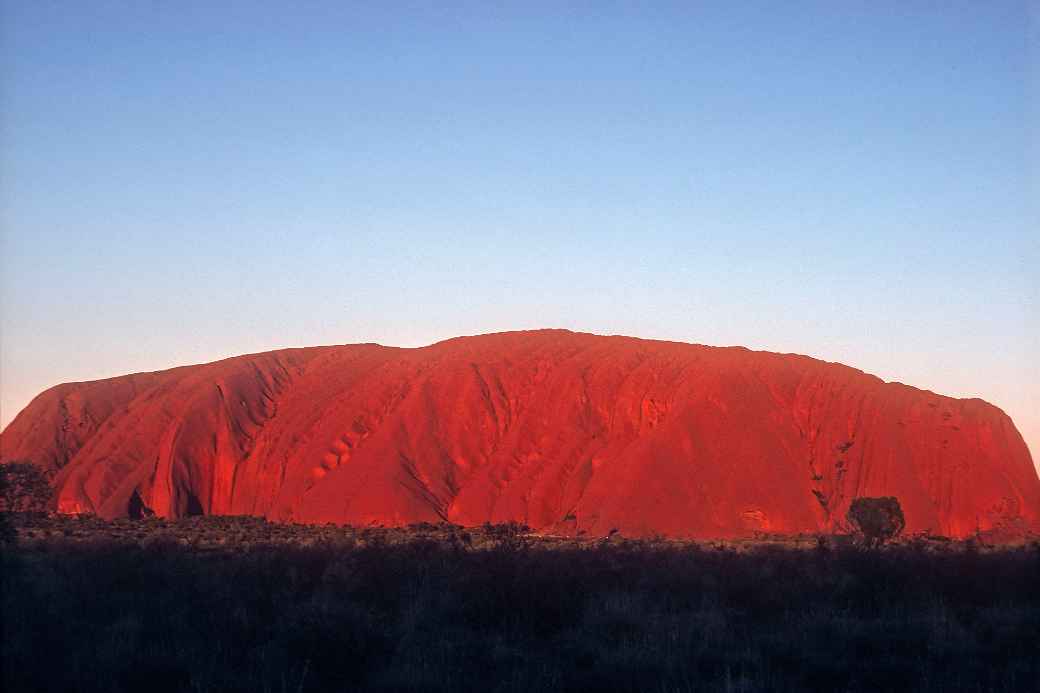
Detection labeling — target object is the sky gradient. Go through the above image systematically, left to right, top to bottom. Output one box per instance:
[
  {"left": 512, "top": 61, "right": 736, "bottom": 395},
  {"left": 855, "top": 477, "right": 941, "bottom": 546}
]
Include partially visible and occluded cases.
[{"left": 2, "top": 2, "right": 1037, "bottom": 469}]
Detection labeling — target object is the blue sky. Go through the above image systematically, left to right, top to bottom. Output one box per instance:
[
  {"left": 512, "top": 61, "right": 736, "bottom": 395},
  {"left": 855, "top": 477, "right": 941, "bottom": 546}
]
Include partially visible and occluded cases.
[{"left": 2, "top": 2, "right": 1037, "bottom": 466}]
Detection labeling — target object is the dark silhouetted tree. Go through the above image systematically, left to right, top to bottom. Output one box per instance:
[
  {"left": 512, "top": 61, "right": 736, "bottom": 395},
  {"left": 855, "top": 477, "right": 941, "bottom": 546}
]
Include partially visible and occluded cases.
[
  {"left": 0, "top": 461, "right": 52, "bottom": 512},
  {"left": 846, "top": 496, "right": 905, "bottom": 548}
]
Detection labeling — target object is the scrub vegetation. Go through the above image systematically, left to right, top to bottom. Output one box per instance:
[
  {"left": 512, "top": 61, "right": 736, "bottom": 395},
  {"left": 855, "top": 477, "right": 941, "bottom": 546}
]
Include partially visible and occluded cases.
[{"left": 2, "top": 513, "right": 1037, "bottom": 693}]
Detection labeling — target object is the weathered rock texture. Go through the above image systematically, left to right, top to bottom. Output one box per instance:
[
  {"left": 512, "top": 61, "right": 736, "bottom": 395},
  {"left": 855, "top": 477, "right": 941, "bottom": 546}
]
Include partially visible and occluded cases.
[{"left": 2, "top": 330, "right": 1037, "bottom": 538}]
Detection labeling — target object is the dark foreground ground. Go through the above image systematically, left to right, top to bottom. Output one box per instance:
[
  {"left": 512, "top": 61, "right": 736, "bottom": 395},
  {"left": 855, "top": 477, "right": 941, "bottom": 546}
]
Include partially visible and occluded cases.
[{"left": 2, "top": 514, "right": 1038, "bottom": 693}]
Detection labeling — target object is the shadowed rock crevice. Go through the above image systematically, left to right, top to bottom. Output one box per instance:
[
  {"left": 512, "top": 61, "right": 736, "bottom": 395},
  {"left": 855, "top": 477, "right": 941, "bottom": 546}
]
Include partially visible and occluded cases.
[
  {"left": 127, "top": 489, "right": 155, "bottom": 519},
  {"left": 183, "top": 492, "right": 204, "bottom": 517}
]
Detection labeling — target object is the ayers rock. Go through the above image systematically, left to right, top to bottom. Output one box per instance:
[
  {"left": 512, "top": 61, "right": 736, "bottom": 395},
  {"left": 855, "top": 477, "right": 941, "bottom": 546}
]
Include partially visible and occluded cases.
[{"left": 2, "top": 330, "right": 1038, "bottom": 539}]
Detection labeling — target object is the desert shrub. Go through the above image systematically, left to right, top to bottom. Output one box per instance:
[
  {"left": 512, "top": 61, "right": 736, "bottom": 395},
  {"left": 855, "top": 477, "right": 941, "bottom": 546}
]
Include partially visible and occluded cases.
[
  {"left": 0, "top": 462, "right": 52, "bottom": 513},
  {"left": 847, "top": 496, "right": 905, "bottom": 547},
  {"left": 3, "top": 516, "right": 1039, "bottom": 692},
  {"left": 481, "top": 521, "right": 532, "bottom": 551}
]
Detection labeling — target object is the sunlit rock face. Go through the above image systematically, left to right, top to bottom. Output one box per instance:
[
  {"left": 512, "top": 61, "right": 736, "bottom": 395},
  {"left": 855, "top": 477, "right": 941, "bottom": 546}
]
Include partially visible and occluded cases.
[{"left": 3, "top": 330, "right": 1037, "bottom": 538}]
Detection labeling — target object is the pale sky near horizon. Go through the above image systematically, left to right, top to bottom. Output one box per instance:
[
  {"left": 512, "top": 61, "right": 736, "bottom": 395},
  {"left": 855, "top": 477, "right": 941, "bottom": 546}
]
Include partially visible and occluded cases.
[{"left": 1, "top": 2, "right": 1037, "bottom": 470}]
